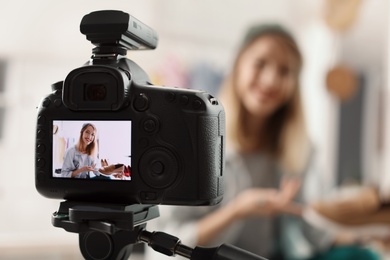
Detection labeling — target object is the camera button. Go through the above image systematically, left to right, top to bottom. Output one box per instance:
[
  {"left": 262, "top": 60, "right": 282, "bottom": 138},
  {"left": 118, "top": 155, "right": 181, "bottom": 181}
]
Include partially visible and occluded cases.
[
  {"left": 165, "top": 92, "right": 176, "bottom": 102},
  {"left": 134, "top": 93, "right": 149, "bottom": 111},
  {"left": 180, "top": 95, "right": 189, "bottom": 105},
  {"left": 42, "top": 98, "right": 51, "bottom": 108},
  {"left": 54, "top": 99, "right": 62, "bottom": 107},
  {"left": 193, "top": 100, "right": 202, "bottom": 109},
  {"left": 37, "top": 115, "right": 46, "bottom": 124},
  {"left": 143, "top": 117, "right": 159, "bottom": 133},
  {"left": 144, "top": 119, "right": 156, "bottom": 133},
  {"left": 37, "top": 129, "right": 46, "bottom": 139},
  {"left": 36, "top": 144, "right": 46, "bottom": 154},
  {"left": 139, "top": 147, "right": 179, "bottom": 189},
  {"left": 36, "top": 158, "right": 46, "bottom": 168},
  {"left": 151, "top": 161, "right": 164, "bottom": 175},
  {"left": 140, "top": 191, "right": 157, "bottom": 201}
]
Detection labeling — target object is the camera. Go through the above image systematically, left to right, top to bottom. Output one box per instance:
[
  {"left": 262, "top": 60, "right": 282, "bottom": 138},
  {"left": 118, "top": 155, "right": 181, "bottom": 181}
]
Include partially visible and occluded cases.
[{"left": 35, "top": 10, "right": 225, "bottom": 206}]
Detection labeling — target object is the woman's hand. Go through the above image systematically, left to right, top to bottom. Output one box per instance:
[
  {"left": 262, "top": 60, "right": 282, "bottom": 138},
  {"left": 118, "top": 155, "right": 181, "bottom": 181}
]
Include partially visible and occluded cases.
[
  {"left": 71, "top": 163, "right": 96, "bottom": 177},
  {"left": 79, "top": 164, "right": 96, "bottom": 172},
  {"left": 275, "top": 177, "right": 303, "bottom": 215},
  {"left": 278, "top": 177, "right": 301, "bottom": 205},
  {"left": 229, "top": 178, "right": 303, "bottom": 219},
  {"left": 266, "top": 178, "right": 303, "bottom": 216},
  {"left": 196, "top": 180, "right": 302, "bottom": 246},
  {"left": 197, "top": 188, "right": 283, "bottom": 246},
  {"left": 229, "top": 188, "right": 280, "bottom": 219}
]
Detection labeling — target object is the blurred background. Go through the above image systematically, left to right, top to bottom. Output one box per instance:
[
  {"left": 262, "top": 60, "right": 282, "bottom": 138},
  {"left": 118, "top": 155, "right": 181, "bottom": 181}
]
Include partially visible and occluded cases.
[{"left": 0, "top": 0, "right": 389, "bottom": 259}]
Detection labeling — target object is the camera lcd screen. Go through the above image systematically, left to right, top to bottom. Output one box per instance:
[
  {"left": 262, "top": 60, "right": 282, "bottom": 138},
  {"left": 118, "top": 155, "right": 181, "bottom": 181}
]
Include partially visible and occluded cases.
[{"left": 52, "top": 120, "right": 132, "bottom": 181}]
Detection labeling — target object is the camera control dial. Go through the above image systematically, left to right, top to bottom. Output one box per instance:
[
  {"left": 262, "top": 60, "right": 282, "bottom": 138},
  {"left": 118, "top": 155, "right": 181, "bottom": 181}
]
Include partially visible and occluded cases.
[
  {"left": 134, "top": 93, "right": 149, "bottom": 111},
  {"left": 139, "top": 147, "right": 179, "bottom": 189}
]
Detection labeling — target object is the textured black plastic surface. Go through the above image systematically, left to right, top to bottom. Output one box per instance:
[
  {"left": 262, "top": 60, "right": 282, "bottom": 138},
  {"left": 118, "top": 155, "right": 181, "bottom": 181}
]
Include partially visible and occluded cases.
[{"left": 35, "top": 59, "right": 225, "bottom": 206}]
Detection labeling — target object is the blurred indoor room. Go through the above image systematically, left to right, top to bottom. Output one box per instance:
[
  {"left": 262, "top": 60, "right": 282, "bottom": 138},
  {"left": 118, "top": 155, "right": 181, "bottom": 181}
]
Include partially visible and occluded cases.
[{"left": 0, "top": 0, "right": 389, "bottom": 259}]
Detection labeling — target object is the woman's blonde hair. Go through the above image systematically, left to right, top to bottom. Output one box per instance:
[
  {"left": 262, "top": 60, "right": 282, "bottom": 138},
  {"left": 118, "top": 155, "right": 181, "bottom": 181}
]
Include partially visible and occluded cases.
[
  {"left": 219, "top": 24, "right": 310, "bottom": 175},
  {"left": 77, "top": 123, "right": 98, "bottom": 158}
]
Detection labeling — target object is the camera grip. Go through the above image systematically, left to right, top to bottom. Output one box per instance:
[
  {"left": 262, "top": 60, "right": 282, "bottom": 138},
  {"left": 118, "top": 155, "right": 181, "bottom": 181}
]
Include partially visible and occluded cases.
[{"left": 197, "top": 111, "right": 225, "bottom": 200}]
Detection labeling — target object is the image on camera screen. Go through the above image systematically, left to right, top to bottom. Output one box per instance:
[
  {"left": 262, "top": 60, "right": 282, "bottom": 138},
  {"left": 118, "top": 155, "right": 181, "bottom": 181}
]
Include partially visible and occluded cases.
[{"left": 52, "top": 120, "right": 132, "bottom": 181}]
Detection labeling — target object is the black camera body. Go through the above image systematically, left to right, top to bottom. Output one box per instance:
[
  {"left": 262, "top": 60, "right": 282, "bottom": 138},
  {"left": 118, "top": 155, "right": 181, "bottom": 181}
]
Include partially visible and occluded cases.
[{"left": 35, "top": 10, "right": 225, "bottom": 206}]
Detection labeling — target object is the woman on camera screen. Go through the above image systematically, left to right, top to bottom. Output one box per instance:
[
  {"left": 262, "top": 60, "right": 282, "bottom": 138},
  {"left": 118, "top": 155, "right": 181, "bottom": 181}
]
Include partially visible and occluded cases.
[
  {"left": 60, "top": 122, "right": 125, "bottom": 179},
  {"left": 61, "top": 123, "right": 99, "bottom": 178}
]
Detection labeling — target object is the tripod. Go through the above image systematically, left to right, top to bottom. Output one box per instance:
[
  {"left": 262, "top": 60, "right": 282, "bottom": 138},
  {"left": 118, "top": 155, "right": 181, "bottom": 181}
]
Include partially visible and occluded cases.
[{"left": 52, "top": 201, "right": 267, "bottom": 260}]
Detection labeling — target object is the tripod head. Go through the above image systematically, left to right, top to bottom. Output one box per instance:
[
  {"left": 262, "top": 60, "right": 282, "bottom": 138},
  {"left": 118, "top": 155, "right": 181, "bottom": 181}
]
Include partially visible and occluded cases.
[{"left": 52, "top": 201, "right": 267, "bottom": 260}]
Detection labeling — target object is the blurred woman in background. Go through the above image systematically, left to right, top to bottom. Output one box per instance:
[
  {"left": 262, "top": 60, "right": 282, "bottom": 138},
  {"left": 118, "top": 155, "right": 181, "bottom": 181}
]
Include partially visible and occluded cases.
[
  {"left": 146, "top": 24, "right": 334, "bottom": 260},
  {"left": 192, "top": 24, "right": 322, "bottom": 258}
]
